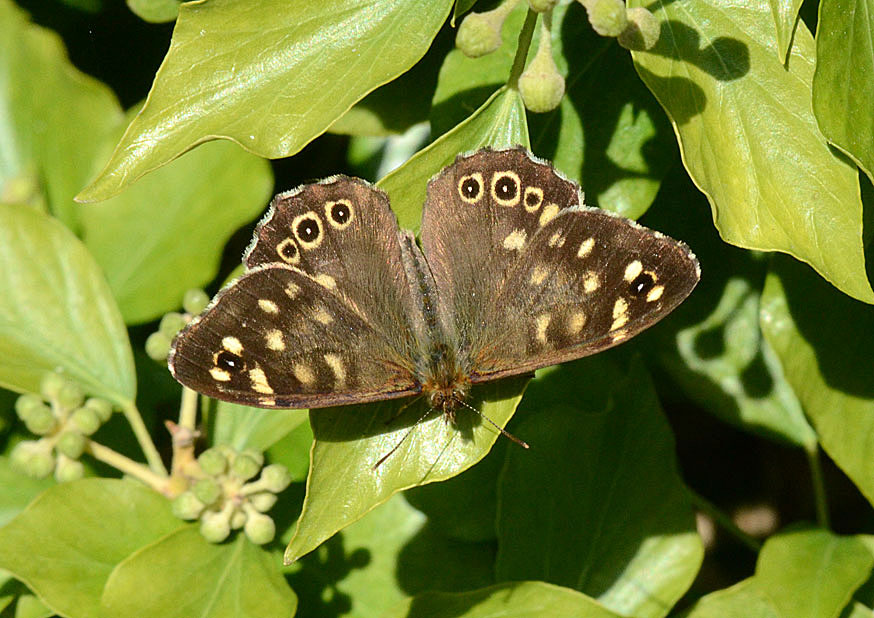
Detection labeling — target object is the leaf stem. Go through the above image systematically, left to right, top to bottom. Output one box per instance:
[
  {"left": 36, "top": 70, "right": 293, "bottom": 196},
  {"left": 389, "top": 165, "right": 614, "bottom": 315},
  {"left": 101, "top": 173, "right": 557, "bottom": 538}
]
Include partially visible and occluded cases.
[
  {"left": 507, "top": 8, "right": 539, "bottom": 89},
  {"left": 179, "top": 385, "right": 199, "bottom": 431},
  {"left": 169, "top": 386, "right": 200, "bottom": 478},
  {"left": 120, "top": 400, "right": 167, "bottom": 476},
  {"left": 86, "top": 440, "right": 170, "bottom": 494},
  {"left": 806, "top": 444, "right": 830, "bottom": 528},
  {"left": 686, "top": 487, "right": 762, "bottom": 553}
]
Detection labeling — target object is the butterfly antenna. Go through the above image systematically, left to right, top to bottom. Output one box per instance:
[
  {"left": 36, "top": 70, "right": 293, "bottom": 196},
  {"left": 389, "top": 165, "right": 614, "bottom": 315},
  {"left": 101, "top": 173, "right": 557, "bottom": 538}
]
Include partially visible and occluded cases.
[
  {"left": 452, "top": 396, "right": 529, "bottom": 449},
  {"left": 373, "top": 405, "right": 435, "bottom": 470}
]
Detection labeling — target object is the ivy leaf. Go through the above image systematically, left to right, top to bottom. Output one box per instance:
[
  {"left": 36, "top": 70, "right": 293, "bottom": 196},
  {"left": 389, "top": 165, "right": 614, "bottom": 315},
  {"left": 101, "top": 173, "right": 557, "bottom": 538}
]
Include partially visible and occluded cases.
[
  {"left": 0, "top": 0, "right": 124, "bottom": 233},
  {"left": 78, "top": 0, "right": 454, "bottom": 201},
  {"left": 631, "top": 0, "right": 873, "bottom": 303},
  {"left": 812, "top": 0, "right": 874, "bottom": 181},
  {"left": 0, "top": 205, "right": 135, "bottom": 406},
  {"left": 760, "top": 255, "right": 874, "bottom": 506},
  {"left": 496, "top": 358, "right": 703, "bottom": 618},
  {"left": 284, "top": 377, "right": 527, "bottom": 564},
  {"left": 0, "top": 479, "right": 183, "bottom": 618},
  {"left": 102, "top": 528, "right": 297, "bottom": 618},
  {"left": 684, "top": 579, "right": 778, "bottom": 617}
]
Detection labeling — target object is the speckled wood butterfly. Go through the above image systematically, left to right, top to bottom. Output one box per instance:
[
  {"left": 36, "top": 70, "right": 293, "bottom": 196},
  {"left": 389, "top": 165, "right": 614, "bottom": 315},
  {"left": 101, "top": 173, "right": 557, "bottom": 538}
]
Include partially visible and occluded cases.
[{"left": 169, "top": 148, "right": 699, "bottom": 427}]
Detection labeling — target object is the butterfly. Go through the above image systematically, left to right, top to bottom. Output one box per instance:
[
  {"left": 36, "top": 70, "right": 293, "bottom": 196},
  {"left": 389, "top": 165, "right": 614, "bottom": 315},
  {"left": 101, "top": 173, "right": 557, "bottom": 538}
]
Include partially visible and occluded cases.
[{"left": 169, "top": 148, "right": 699, "bottom": 429}]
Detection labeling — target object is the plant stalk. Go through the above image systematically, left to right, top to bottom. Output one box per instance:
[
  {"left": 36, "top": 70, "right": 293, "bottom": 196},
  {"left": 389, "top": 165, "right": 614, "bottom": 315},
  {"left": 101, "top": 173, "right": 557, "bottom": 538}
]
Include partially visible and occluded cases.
[
  {"left": 507, "top": 8, "right": 539, "bottom": 89},
  {"left": 120, "top": 400, "right": 167, "bottom": 476},
  {"left": 86, "top": 440, "right": 170, "bottom": 494},
  {"left": 806, "top": 444, "right": 830, "bottom": 529},
  {"left": 687, "top": 487, "right": 762, "bottom": 553}
]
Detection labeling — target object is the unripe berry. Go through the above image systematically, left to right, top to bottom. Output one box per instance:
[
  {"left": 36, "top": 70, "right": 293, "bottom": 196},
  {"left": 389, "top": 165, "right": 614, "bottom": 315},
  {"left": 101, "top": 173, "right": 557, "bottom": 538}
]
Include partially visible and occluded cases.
[
  {"left": 456, "top": 0, "right": 519, "bottom": 58},
  {"left": 527, "top": 0, "right": 558, "bottom": 11},
  {"left": 582, "top": 0, "right": 628, "bottom": 37},
  {"left": 618, "top": 7, "right": 660, "bottom": 50},
  {"left": 519, "top": 21, "right": 565, "bottom": 113},
  {"left": 183, "top": 289, "right": 210, "bottom": 315},
  {"left": 159, "top": 312, "right": 188, "bottom": 338},
  {"left": 145, "top": 331, "right": 172, "bottom": 362},
  {"left": 39, "top": 372, "right": 66, "bottom": 401},
  {"left": 56, "top": 381, "right": 84, "bottom": 410},
  {"left": 15, "top": 393, "right": 45, "bottom": 420},
  {"left": 84, "top": 398, "right": 113, "bottom": 423},
  {"left": 22, "top": 403, "right": 56, "bottom": 436},
  {"left": 70, "top": 407, "right": 101, "bottom": 436},
  {"left": 57, "top": 430, "right": 87, "bottom": 459},
  {"left": 11, "top": 441, "right": 55, "bottom": 479},
  {"left": 198, "top": 448, "right": 228, "bottom": 476},
  {"left": 232, "top": 453, "right": 261, "bottom": 481},
  {"left": 55, "top": 456, "right": 84, "bottom": 483},
  {"left": 260, "top": 464, "right": 291, "bottom": 493},
  {"left": 193, "top": 478, "right": 222, "bottom": 507},
  {"left": 249, "top": 491, "right": 278, "bottom": 513},
  {"left": 172, "top": 492, "right": 206, "bottom": 520},
  {"left": 231, "top": 509, "right": 248, "bottom": 530},
  {"left": 200, "top": 510, "right": 231, "bottom": 543},
  {"left": 244, "top": 512, "right": 276, "bottom": 545}
]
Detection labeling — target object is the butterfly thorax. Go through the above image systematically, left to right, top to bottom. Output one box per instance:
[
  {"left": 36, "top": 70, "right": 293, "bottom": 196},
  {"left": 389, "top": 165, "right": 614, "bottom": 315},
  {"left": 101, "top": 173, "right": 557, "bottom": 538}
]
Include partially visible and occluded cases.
[{"left": 421, "top": 341, "right": 470, "bottom": 421}]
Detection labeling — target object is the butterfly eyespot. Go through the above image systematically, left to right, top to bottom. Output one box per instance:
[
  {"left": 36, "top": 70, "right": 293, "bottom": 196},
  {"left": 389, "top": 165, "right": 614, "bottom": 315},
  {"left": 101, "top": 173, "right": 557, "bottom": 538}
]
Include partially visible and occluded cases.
[
  {"left": 491, "top": 171, "right": 521, "bottom": 207},
  {"left": 458, "top": 173, "right": 484, "bottom": 204},
  {"left": 524, "top": 186, "right": 544, "bottom": 212},
  {"left": 325, "top": 199, "right": 354, "bottom": 229},
  {"left": 292, "top": 212, "right": 324, "bottom": 249},
  {"left": 276, "top": 237, "right": 300, "bottom": 264},
  {"left": 629, "top": 272, "right": 656, "bottom": 297},
  {"left": 215, "top": 350, "right": 244, "bottom": 373}
]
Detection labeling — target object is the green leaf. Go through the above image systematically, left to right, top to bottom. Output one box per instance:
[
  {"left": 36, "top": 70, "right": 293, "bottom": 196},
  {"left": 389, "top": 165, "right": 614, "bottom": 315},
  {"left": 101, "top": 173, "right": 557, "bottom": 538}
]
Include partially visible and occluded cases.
[
  {"left": 0, "top": 0, "right": 124, "bottom": 232},
  {"left": 79, "top": 0, "right": 454, "bottom": 201},
  {"left": 125, "top": 0, "right": 180, "bottom": 23},
  {"left": 631, "top": 0, "right": 873, "bottom": 303},
  {"left": 768, "top": 0, "right": 804, "bottom": 62},
  {"left": 812, "top": 0, "right": 874, "bottom": 181},
  {"left": 379, "top": 87, "right": 530, "bottom": 231},
  {"left": 81, "top": 133, "right": 272, "bottom": 324},
  {"left": 642, "top": 169, "right": 815, "bottom": 448},
  {"left": 0, "top": 205, "right": 136, "bottom": 406},
  {"left": 760, "top": 255, "right": 874, "bottom": 505},
  {"left": 496, "top": 358, "right": 702, "bottom": 618},
  {"left": 284, "top": 377, "right": 527, "bottom": 564},
  {"left": 212, "top": 401, "right": 308, "bottom": 453},
  {"left": 0, "top": 457, "right": 54, "bottom": 529},
  {"left": 0, "top": 479, "right": 183, "bottom": 618},
  {"left": 287, "top": 494, "right": 493, "bottom": 618},
  {"left": 102, "top": 527, "right": 296, "bottom": 618},
  {"left": 755, "top": 529, "right": 874, "bottom": 618},
  {"left": 684, "top": 578, "right": 778, "bottom": 618},
  {"left": 381, "top": 581, "right": 624, "bottom": 618},
  {"left": 11, "top": 593, "right": 52, "bottom": 618},
  {"left": 846, "top": 603, "right": 874, "bottom": 618}
]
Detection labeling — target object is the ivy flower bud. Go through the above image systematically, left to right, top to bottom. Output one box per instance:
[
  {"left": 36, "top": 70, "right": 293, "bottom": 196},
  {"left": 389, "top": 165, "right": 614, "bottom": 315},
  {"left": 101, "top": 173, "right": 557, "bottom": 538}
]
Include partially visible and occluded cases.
[
  {"left": 456, "top": 0, "right": 520, "bottom": 58},
  {"left": 581, "top": 0, "right": 628, "bottom": 37},
  {"left": 618, "top": 7, "right": 660, "bottom": 50},
  {"left": 519, "top": 19, "right": 565, "bottom": 113},
  {"left": 183, "top": 289, "right": 210, "bottom": 315},
  {"left": 159, "top": 312, "right": 189, "bottom": 339},
  {"left": 145, "top": 331, "right": 172, "bottom": 362},
  {"left": 39, "top": 372, "right": 66, "bottom": 401},
  {"left": 56, "top": 381, "right": 84, "bottom": 410},
  {"left": 15, "top": 393, "right": 45, "bottom": 420},
  {"left": 84, "top": 398, "right": 113, "bottom": 423},
  {"left": 23, "top": 403, "right": 57, "bottom": 436},
  {"left": 70, "top": 407, "right": 101, "bottom": 436},
  {"left": 57, "top": 430, "right": 87, "bottom": 459},
  {"left": 11, "top": 441, "right": 55, "bottom": 479},
  {"left": 198, "top": 447, "right": 228, "bottom": 476},
  {"left": 232, "top": 453, "right": 261, "bottom": 482},
  {"left": 55, "top": 455, "right": 84, "bottom": 483},
  {"left": 260, "top": 464, "right": 292, "bottom": 493},
  {"left": 193, "top": 477, "right": 222, "bottom": 507},
  {"left": 172, "top": 491, "right": 206, "bottom": 521},
  {"left": 249, "top": 491, "right": 278, "bottom": 513},
  {"left": 200, "top": 510, "right": 231, "bottom": 543},
  {"left": 244, "top": 512, "right": 276, "bottom": 545}
]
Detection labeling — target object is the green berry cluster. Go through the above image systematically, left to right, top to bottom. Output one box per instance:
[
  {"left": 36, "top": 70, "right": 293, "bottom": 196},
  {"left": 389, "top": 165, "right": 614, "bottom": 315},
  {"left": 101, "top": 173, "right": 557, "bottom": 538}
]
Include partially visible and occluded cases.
[
  {"left": 578, "top": 0, "right": 660, "bottom": 51},
  {"left": 146, "top": 289, "right": 210, "bottom": 362},
  {"left": 10, "top": 372, "right": 113, "bottom": 481},
  {"left": 172, "top": 446, "right": 291, "bottom": 545}
]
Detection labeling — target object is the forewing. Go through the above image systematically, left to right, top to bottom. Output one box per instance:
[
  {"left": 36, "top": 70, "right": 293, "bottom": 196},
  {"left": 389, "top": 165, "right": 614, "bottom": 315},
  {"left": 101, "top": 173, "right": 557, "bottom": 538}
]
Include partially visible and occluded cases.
[{"left": 169, "top": 265, "right": 420, "bottom": 409}]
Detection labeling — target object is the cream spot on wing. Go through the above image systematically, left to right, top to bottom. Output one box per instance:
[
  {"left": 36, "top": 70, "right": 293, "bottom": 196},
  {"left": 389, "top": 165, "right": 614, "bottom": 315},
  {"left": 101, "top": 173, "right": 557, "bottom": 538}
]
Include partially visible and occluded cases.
[
  {"left": 539, "top": 203, "right": 560, "bottom": 227},
  {"left": 503, "top": 228, "right": 527, "bottom": 251},
  {"left": 548, "top": 231, "right": 566, "bottom": 248},
  {"left": 577, "top": 237, "right": 595, "bottom": 258},
  {"left": 624, "top": 260, "right": 643, "bottom": 282},
  {"left": 530, "top": 265, "right": 549, "bottom": 285},
  {"left": 583, "top": 271, "right": 600, "bottom": 293},
  {"left": 314, "top": 274, "right": 336, "bottom": 289},
  {"left": 284, "top": 282, "right": 300, "bottom": 299},
  {"left": 647, "top": 285, "right": 665, "bottom": 302},
  {"left": 611, "top": 298, "right": 629, "bottom": 331},
  {"left": 258, "top": 299, "right": 279, "bottom": 314},
  {"left": 313, "top": 308, "right": 333, "bottom": 325},
  {"left": 568, "top": 311, "right": 587, "bottom": 335},
  {"left": 535, "top": 314, "right": 551, "bottom": 344},
  {"left": 265, "top": 329, "right": 285, "bottom": 351},
  {"left": 611, "top": 329, "right": 629, "bottom": 342},
  {"left": 222, "top": 336, "right": 243, "bottom": 355},
  {"left": 323, "top": 353, "right": 346, "bottom": 386},
  {"left": 293, "top": 363, "right": 315, "bottom": 386},
  {"left": 249, "top": 367, "right": 273, "bottom": 394},
  {"left": 210, "top": 368, "right": 231, "bottom": 382},
  {"left": 259, "top": 397, "right": 276, "bottom": 406}
]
